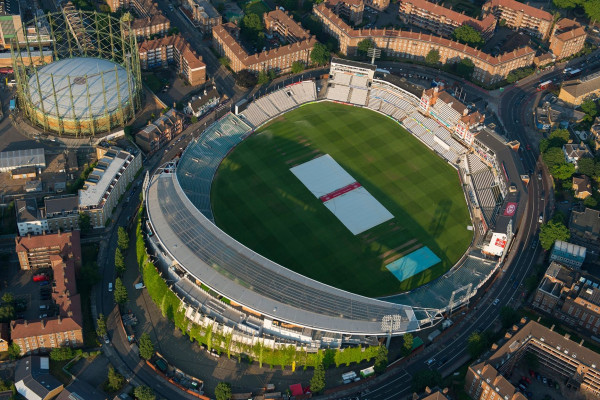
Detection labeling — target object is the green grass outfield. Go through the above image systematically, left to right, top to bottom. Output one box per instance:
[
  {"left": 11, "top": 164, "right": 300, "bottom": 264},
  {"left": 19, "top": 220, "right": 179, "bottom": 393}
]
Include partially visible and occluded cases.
[{"left": 211, "top": 102, "right": 473, "bottom": 297}]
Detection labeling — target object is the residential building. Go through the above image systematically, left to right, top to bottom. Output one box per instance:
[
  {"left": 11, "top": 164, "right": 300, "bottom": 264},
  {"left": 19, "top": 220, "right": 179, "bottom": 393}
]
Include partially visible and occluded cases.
[
  {"left": 105, "top": 0, "right": 129, "bottom": 12},
  {"left": 182, "top": 0, "right": 222, "bottom": 36},
  {"left": 327, "top": 0, "right": 364, "bottom": 25},
  {"left": 365, "top": 0, "right": 389, "bottom": 11},
  {"left": 398, "top": 0, "right": 496, "bottom": 39},
  {"left": 481, "top": 0, "right": 553, "bottom": 39},
  {"left": 313, "top": 3, "right": 535, "bottom": 85},
  {"left": 264, "top": 9, "right": 310, "bottom": 43},
  {"left": 130, "top": 14, "right": 170, "bottom": 40},
  {"left": 550, "top": 19, "right": 587, "bottom": 60},
  {"left": 212, "top": 22, "right": 316, "bottom": 74},
  {"left": 138, "top": 34, "right": 207, "bottom": 86},
  {"left": 533, "top": 53, "right": 555, "bottom": 68},
  {"left": 559, "top": 71, "right": 600, "bottom": 106},
  {"left": 184, "top": 85, "right": 220, "bottom": 118},
  {"left": 420, "top": 87, "right": 484, "bottom": 145},
  {"left": 136, "top": 109, "right": 184, "bottom": 154},
  {"left": 591, "top": 117, "right": 600, "bottom": 151},
  {"left": 563, "top": 142, "right": 592, "bottom": 168},
  {"left": 78, "top": 147, "right": 141, "bottom": 228},
  {"left": 0, "top": 148, "right": 45, "bottom": 173},
  {"left": 573, "top": 175, "right": 592, "bottom": 200},
  {"left": 44, "top": 195, "right": 80, "bottom": 233},
  {"left": 16, "top": 198, "right": 47, "bottom": 237},
  {"left": 570, "top": 207, "right": 600, "bottom": 242},
  {"left": 15, "top": 230, "right": 81, "bottom": 270},
  {"left": 12, "top": 232, "right": 83, "bottom": 355},
  {"left": 550, "top": 240, "right": 586, "bottom": 269},
  {"left": 532, "top": 262, "right": 577, "bottom": 313},
  {"left": 466, "top": 320, "right": 600, "bottom": 399},
  {"left": 0, "top": 323, "right": 8, "bottom": 352},
  {"left": 15, "top": 356, "right": 64, "bottom": 400},
  {"left": 56, "top": 379, "right": 105, "bottom": 400},
  {"left": 420, "top": 388, "right": 450, "bottom": 399}
]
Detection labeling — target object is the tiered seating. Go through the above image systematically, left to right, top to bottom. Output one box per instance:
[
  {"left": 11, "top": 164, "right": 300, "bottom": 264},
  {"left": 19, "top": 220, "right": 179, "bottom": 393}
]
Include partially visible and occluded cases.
[
  {"left": 332, "top": 73, "right": 351, "bottom": 85},
  {"left": 350, "top": 75, "right": 369, "bottom": 88},
  {"left": 289, "top": 81, "right": 317, "bottom": 103},
  {"left": 326, "top": 84, "right": 350, "bottom": 102},
  {"left": 349, "top": 88, "right": 368, "bottom": 105},
  {"left": 270, "top": 89, "right": 297, "bottom": 110},
  {"left": 255, "top": 97, "right": 279, "bottom": 117},
  {"left": 241, "top": 103, "right": 269, "bottom": 127},
  {"left": 177, "top": 114, "right": 252, "bottom": 220}
]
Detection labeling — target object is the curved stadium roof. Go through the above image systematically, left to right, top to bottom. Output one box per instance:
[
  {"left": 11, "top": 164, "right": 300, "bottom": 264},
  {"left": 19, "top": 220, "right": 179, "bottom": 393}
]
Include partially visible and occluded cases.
[{"left": 146, "top": 170, "right": 422, "bottom": 335}]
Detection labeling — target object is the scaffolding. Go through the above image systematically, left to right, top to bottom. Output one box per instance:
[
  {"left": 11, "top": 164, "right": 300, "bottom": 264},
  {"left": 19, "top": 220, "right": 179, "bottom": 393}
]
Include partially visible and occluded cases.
[{"left": 10, "top": 10, "right": 142, "bottom": 137}]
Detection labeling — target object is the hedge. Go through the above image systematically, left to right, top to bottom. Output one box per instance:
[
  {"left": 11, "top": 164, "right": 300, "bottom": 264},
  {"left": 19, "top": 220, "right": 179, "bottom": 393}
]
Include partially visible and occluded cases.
[{"left": 136, "top": 213, "right": 382, "bottom": 369}]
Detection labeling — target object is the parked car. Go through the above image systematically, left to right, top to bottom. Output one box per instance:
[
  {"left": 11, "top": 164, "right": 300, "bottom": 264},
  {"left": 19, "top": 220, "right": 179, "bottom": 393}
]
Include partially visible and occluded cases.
[
  {"left": 33, "top": 274, "right": 49, "bottom": 282},
  {"left": 39, "top": 281, "right": 50, "bottom": 286},
  {"left": 493, "top": 298, "right": 500, "bottom": 306}
]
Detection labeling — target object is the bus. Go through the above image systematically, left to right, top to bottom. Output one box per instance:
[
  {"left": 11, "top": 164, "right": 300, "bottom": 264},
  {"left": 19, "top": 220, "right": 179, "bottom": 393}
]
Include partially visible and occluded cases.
[{"left": 537, "top": 80, "right": 553, "bottom": 91}]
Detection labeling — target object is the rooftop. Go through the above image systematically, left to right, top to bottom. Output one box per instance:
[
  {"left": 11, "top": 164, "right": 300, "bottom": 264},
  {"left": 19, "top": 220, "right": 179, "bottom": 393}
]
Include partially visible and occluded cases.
[
  {"left": 401, "top": 0, "right": 497, "bottom": 32},
  {"left": 484, "top": 0, "right": 553, "bottom": 22},
  {"left": 264, "top": 9, "right": 310, "bottom": 41},
  {"left": 139, "top": 34, "right": 206, "bottom": 70},
  {"left": 331, "top": 57, "right": 378, "bottom": 71},
  {"left": 561, "top": 71, "right": 600, "bottom": 99},
  {"left": 0, "top": 148, "right": 45, "bottom": 170},
  {"left": 79, "top": 149, "right": 132, "bottom": 208},
  {"left": 44, "top": 195, "right": 79, "bottom": 216},
  {"left": 16, "top": 198, "right": 40, "bottom": 223},
  {"left": 552, "top": 240, "right": 586, "bottom": 261},
  {"left": 15, "top": 356, "right": 63, "bottom": 400}
]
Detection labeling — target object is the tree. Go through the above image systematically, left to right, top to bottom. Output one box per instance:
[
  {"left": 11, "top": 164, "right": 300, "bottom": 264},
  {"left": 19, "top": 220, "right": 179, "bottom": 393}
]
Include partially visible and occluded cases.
[
  {"left": 553, "top": 0, "right": 580, "bottom": 8},
  {"left": 584, "top": 0, "right": 600, "bottom": 25},
  {"left": 452, "top": 25, "right": 484, "bottom": 47},
  {"left": 357, "top": 38, "right": 374, "bottom": 54},
  {"left": 310, "top": 42, "right": 329, "bottom": 66},
  {"left": 425, "top": 48, "right": 440, "bottom": 65},
  {"left": 219, "top": 57, "right": 230, "bottom": 68},
  {"left": 456, "top": 58, "right": 475, "bottom": 79},
  {"left": 291, "top": 61, "right": 305, "bottom": 74},
  {"left": 235, "top": 70, "right": 257, "bottom": 88},
  {"left": 257, "top": 71, "right": 270, "bottom": 85},
  {"left": 581, "top": 100, "right": 598, "bottom": 119},
  {"left": 190, "top": 115, "right": 198, "bottom": 124},
  {"left": 548, "top": 128, "right": 571, "bottom": 147},
  {"left": 542, "top": 147, "right": 567, "bottom": 170},
  {"left": 577, "top": 158, "right": 597, "bottom": 178},
  {"left": 552, "top": 162, "right": 575, "bottom": 180},
  {"left": 584, "top": 195, "right": 598, "bottom": 208},
  {"left": 79, "top": 213, "right": 91, "bottom": 233},
  {"left": 539, "top": 220, "right": 570, "bottom": 250},
  {"left": 117, "top": 226, "right": 129, "bottom": 251},
  {"left": 115, "top": 248, "right": 126, "bottom": 277},
  {"left": 114, "top": 278, "right": 128, "bottom": 305},
  {"left": 1, "top": 292, "right": 13, "bottom": 305},
  {"left": 0, "top": 305, "right": 14, "bottom": 322},
  {"left": 500, "top": 306, "right": 519, "bottom": 329},
  {"left": 96, "top": 313, "right": 107, "bottom": 337},
  {"left": 467, "top": 331, "right": 489, "bottom": 358},
  {"left": 139, "top": 332, "right": 155, "bottom": 360},
  {"left": 401, "top": 333, "right": 414, "bottom": 356},
  {"left": 8, "top": 343, "right": 21, "bottom": 360},
  {"left": 374, "top": 345, "right": 388, "bottom": 374},
  {"left": 50, "top": 347, "right": 75, "bottom": 361},
  {"left": 310, "top": 363, "right": 326, "bottom": 393},
  {"left": 107, "top": 366, "right": 125, "bottom": 391},
  {"left": 411, "top": 370, "right": 442, "bottom": 393},
  {"left": 215, "top": 382, "right": 232, "bottom": 400},
  {"left": 134, "top": 385, "right": 156, "bottom": 400}
]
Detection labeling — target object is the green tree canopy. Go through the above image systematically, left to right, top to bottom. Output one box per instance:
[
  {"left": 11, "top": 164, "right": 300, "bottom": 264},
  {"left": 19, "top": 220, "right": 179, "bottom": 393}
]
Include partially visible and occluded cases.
[
  {"left": 553, "top": 0, "right": 580, "bottom": 8},
  {"left": 584, "top": 0, "right": 600, "bottom": 24},
  {"left": 241, "top": 13, "right": 265, "bottom": 47},
  {"left": 452, "top": 25, "right": 484, "bottom": 47},
  {"left": 357, "top": 39, "right": 374, "bottom": 54},
  {"left": 310, "top": 42, "right": 329, "bottom": 66},
  {"left": 425, "top": 48, "right": 440, "bottom": 65},
  {"left": 219, "top": 57, "right": 230, "bottom": 68},
  {"left": 456, "top": 58, "right": 475, "bottom": 79},
  {"left": 291, "top": 61, "right": 305, "bottom": 74},
  {"left": 235, "top": 70, "right": 258, "bottom": 87},
  {"left": 257, "top": 71, "right": 270, "bottom": 85},
  {"left": 581, "top": 99, "right": 598, "bottom": 121},
  {"left": 548, "top": 128, "right": 571, "bottom": 147},
  {"left": 542, "top": 147, "right": 567, "bottom": 170},
  {"left": 577, "top": 158, "right": 597, "bottom": 178},
  {"left": 551, "top": 162, "right": 575, "bottom": 180},
  {"left": 584, "top": 195, "right": 599, "bottom": 208},
  {"left": 79, "top": 213, "right": 91, "bottom": 233},
  {"left": 539, "top": 220, "right": 570, "bottom": 250},
  {"left": 117, "top": 226, "right": 129, "bottom": 250},
  {"left": 115, "top": 248, "right": 125, "bottom": 277},
  {"left": 114, "top": 278, "right": 128, "bottom": 305},
  {"left": 1, "top": 292, "right": 14, "bottom": 305},
  {"left": 96, "top": 313, "right": 107, "bottom": 337},
  {"left": 467, "top": 331, "right": 490, "bottom": 358},
  {"left": 139, "top": 332, "right": 155, "bottom": 360},
  {"left": 401, "top": 333, "right": 414, "bottom": 356},
  {"left": 8, "top": 343, "right": 21, "bottom": 360},
  {"left": 374, "top": 345, "right": 388, "bottom": 374},
  {"left": 50, "top": 347, "right": 75, "bottom": 361},
  {"left": 310, "top": 363, "right": 326, "bottom": 393},
  {"left": 107, "top": 366, "right": 125, "bottom": 391},
  {"left": 411, "top": 370, "right": 442, "bottom": 393},
  {"left": 215, "top": 382, "right": 232, "bottom": 400},
  {"left": 134, "top": 385, "right": 156, "bottom": 400}
]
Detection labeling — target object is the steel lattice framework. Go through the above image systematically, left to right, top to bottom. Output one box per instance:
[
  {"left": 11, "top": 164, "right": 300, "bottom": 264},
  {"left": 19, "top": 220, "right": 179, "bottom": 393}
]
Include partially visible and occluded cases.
[{"left": 11, "top": 9, "right": 142, "bottom": 137}]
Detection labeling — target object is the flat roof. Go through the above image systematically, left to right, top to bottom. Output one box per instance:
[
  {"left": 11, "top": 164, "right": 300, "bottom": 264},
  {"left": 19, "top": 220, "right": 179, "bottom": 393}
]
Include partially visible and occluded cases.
[
  {"left": 27, "top": 57, "right": 132, "bottom": 120},
  {"left": 331, "top": 57, "right": 377, "bottom": 71},
  {"left": 0, "top": 148, "right": 45, "bottom": 170},
  {"left": 79, "top": 151, "right": 129, "bottom": 207},
  {"left": 146, "top": 171, "right": 420, "bottom": 335}
]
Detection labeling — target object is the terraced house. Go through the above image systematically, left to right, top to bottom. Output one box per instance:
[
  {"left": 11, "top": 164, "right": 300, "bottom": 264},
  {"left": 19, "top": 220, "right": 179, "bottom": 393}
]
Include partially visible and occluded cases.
[{"left": 314, "top": 3, "right": 535, "bottom": 84}]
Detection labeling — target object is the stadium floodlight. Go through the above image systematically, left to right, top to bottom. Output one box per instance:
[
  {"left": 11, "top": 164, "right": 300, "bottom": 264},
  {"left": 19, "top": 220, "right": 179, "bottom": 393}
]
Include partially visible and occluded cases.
[
  {"left": 367, "top": 47, "right": 381, "bottom": 65},
  {"left": 381, "top": 314, "right": 402, "bottom": 333}
]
